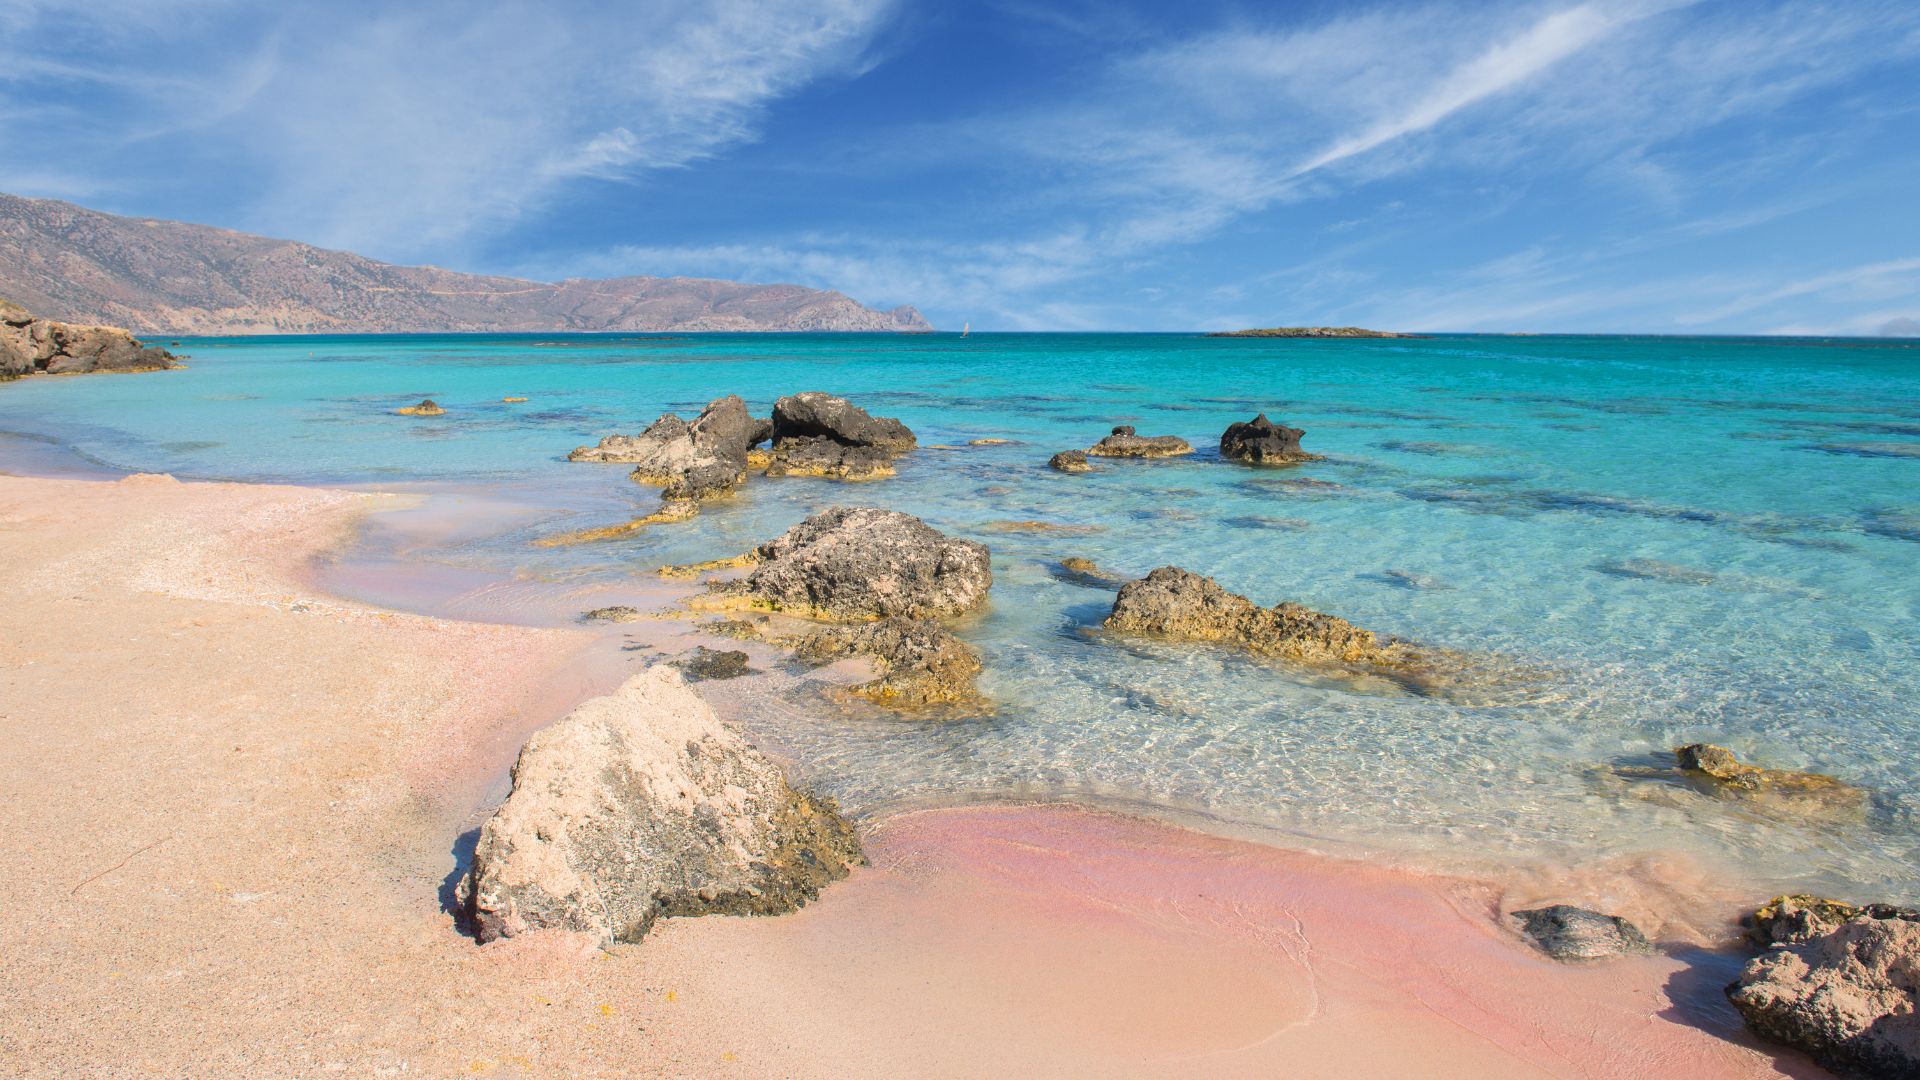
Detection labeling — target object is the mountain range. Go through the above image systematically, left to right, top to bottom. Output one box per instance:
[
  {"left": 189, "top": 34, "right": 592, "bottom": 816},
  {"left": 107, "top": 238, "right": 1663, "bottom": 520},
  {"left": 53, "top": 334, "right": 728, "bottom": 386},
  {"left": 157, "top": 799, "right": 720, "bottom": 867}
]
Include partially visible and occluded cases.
[{"left": 0, "top": 193, "right": 929, "bottom": 335}]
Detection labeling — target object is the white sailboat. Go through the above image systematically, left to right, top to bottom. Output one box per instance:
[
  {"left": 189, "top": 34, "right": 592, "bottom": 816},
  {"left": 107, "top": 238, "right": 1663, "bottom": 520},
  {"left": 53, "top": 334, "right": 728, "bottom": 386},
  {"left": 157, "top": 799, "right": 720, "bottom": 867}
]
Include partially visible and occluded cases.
[{"left": 961, "top": 322, "right": 970, "bottom": 338}]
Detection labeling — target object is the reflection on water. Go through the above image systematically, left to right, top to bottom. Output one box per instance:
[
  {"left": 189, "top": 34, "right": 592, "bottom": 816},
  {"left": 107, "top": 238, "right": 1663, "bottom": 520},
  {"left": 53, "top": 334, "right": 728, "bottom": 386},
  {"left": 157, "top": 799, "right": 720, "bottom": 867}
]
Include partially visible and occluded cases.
[{"left": 3, "top": 331, "right": 1919, "bottom": 903}]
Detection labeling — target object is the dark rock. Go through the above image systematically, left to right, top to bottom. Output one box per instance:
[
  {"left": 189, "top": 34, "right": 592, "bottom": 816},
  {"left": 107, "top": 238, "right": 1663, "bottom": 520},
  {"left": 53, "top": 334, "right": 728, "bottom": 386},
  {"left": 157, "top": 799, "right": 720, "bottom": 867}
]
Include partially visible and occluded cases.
[
  {"left": 0, "top": 299, "right": 180, "bottom": 380},
  {"left": 771, "top": 392, "right": 916, "bottom": 452},
  {"left": 569, "top": 395, "right": 769, "bottom": 500},
  {"left": 397, "top": 399, "right": 445, "bottom": 416},
  {"left": 1220, "top": 414, "right": 1321, "bottom": 465},
  {"left": 1086, "top": 425, "right": 1193, "bottom": 459},
  {"left": 762, "top": 435, "right": 897, "bottom": 480},
  {"left": 1049, "top": 449, "right": 1092, "bottom": 473},
  {"left": 701, "top": 506, "right": 992, "bottom": 621},
  {"left": 1104, "top": 566, "right": 1404, "bottom": 666},
  {"left": 580, "top": 605, "right": 643, "bottom": 622},
  {"left": 790, "top": 617, "right": 983, "bottom": 707},
  {"left": 671, "top": 646, "right": 753, "bottom": 681},
  {"left": 461, "top": 667, "right": 862, "bottom": 944},
  {"left": 1511, "top": 905, "right": 1651, "bottom": 961},
  {"left": 1728, "top": 916, "right": 1920, "bottom": 1077}
]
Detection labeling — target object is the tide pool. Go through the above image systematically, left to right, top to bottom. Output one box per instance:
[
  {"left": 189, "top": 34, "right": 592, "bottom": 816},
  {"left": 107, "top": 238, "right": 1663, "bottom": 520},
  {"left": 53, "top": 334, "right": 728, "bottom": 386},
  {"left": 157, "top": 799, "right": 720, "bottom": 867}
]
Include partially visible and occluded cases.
[{"left": 5, "top": 331, "right": 1918, "bottom": 901}]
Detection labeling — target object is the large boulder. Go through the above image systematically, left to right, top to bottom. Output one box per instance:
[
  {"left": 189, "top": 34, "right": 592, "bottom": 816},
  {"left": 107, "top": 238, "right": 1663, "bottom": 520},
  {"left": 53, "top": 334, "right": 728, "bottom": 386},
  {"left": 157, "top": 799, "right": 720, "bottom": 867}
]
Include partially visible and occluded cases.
[
  {"left": 0, "top": 299, "right": 178, "bottom": 380},
  {"left": 764, "top": 393, "right": 916, "bottom": 480},
  {"left": 569, "top": 395, "right": 771, "bottom": 500},
  {"left": 1220, "top": 414, "right": 1320, "bottom": 465},
  {"left": 1086, "top": 425, "right": 1193, "bottom": 459},
  {"left": 705, "top": 507, "right": 992, "bottom": 621},
  {"left": 1105, "top": 566, "right": 1403, "bottom": 666},
  {"left": 790, "top": 617, "right": 983, "bottom": 706},
  {"left": 461, "top": 666, "right": 861, "bottom": 944},
  {"left": 1674, "top": 743, "right": 1866, "bottom": 819},
  {"left": 1511, "top": 905, "right": 1650, "bottom": 962},
  {"left": 1729, "top": 916, "right": 1920, "bottom": 1078}
]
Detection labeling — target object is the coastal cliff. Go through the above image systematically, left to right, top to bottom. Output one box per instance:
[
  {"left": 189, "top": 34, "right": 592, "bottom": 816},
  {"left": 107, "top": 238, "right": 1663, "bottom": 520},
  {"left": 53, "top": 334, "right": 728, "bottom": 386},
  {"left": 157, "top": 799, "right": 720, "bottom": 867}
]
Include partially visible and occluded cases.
[
  {"left": 0, "top": 193, "right": 930, "bottom": 335},
  {"left": 0, "top": 298, "right": 178, "bottom": 379}
]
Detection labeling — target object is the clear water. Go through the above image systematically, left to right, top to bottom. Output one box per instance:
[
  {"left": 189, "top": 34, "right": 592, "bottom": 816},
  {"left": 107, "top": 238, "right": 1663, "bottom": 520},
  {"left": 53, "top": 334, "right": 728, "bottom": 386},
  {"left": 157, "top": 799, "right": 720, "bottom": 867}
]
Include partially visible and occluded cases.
[{"left": 5, "top": 332, "right": 1918, "bottom": 900}]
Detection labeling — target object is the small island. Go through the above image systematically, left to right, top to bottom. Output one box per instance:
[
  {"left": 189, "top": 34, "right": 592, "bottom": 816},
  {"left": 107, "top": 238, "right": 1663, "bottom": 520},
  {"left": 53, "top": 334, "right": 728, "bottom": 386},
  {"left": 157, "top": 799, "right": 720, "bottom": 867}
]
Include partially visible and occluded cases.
[{"left": 1207, "top": 326, "right": 1416, "bottom": 339}]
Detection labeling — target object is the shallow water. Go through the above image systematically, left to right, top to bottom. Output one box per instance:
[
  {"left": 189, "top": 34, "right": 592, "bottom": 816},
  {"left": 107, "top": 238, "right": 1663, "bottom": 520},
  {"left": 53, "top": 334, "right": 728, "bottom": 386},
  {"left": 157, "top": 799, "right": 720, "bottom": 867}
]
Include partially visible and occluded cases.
[{"left": 5, "top": 331, "right": 1918, "bottom": 901}]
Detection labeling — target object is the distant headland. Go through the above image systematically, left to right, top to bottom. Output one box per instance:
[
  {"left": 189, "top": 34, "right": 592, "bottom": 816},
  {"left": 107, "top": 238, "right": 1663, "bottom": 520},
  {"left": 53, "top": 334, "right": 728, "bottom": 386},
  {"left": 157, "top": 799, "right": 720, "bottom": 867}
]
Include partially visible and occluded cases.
[{"left": 1207, "top": 326, "right": 1417, "bottom": 338}]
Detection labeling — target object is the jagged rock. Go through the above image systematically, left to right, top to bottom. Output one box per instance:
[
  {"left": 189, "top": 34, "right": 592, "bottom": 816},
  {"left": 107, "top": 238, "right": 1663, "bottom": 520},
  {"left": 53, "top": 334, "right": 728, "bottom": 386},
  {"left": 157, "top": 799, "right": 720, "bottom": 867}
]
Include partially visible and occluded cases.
[
  {"left": 0, "top": 298, "right": 179, "bottom": 380},
  {"left": 771, "top": 392, "right": 916, "bottom": 451},
  {"left": 762, "top": 393, "right": 915, "bottom": 480},
  {"left": 569, "top": 395, "right": 770, "bottom": 500},
  {"left": 396, "top": 399, "right": 444, "bottom": 416},
  {"left": 1220, "top": 414, "right": 1321, "bottom": 465},
  {"left": 1086, "top": 425, "right": 1193, "bottom": 459},
  {"left": 1049, "top": 450, "right": 1093, "bottom": 473},
  {"left": 702, "top": 507, "right": 991, "bottom": 621},
  {"left": 1104, "top": 566, "right": 1404, "bottom": 666},
  {"left": 580, "top": 605, "right": 643, "bottom": 622},
  {"left": 790, "top": 617, "right": 983, "bottom": 706},
  {"left": 671, "top": 647, "right": 753, "bottom": 681},
  {"left": 461, "top": 667, "right": 861, "bottom": 944},
  {"left": 1674, "top": 744, "right": 1866, "bottom": 819},
  {"left": 1746, "top": 895, "right": 1920, "bottom": 948},
  {"left": 1511, "top": 905, "right": 1651, "bottom": 961},
  {"left": 1728, "top": 916, "right": 1920, "bottom": 1077}
]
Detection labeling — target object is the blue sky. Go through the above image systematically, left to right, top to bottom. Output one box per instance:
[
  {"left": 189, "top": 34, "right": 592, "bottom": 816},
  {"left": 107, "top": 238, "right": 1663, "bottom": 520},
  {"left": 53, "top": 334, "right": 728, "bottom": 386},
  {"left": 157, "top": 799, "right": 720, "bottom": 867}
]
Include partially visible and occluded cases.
[{"left": 3, "top": 0, "right": 1918, "bottom": 333}]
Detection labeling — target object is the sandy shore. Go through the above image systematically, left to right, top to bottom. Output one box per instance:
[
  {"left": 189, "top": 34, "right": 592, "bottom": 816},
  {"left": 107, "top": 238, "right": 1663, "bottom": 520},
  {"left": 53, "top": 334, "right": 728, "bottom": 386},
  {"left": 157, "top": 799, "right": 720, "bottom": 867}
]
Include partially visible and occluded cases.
[{"left": 0, "top": 473, "right": 1824, "bottom": 1077}]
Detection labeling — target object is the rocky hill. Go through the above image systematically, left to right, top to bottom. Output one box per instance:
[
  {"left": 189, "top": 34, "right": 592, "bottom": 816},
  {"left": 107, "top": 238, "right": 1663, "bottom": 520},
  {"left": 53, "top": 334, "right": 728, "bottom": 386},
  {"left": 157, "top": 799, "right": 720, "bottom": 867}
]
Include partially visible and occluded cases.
[
  {"left": 0, "top": 193, "right": 930, "bottom": 335},
  {"left": 1, "top": 297, "right": 179, "bottom": 378}
]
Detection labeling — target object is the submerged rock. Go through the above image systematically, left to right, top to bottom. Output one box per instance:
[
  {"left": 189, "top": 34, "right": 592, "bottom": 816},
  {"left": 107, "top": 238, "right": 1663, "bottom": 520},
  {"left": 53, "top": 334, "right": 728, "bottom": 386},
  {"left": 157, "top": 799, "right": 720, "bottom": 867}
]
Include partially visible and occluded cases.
[
  {"left": 1, "top": 299, "right": 179, "bottom": 379},
  {"left": 763, "top": 392, "right": 916, "bottom": 480},
  {"left": 569, "top": 395, "right": 770, "bottom": 501},
  {"left": 397, "top": 399, "right": 445, "bottom": 416},
  {"left": 1219, "top": 414, "right": 1320, "bottom": 465},
  {"left": 1086, "top": 425, "right": 1193, "bottom": 459},
  {"left": 1049, "top": 449, "right": 1093, "bottom": 473},
  {"left": 535, "top": 501, "right": 699, "bottom": 546},
  {"left": 702, "top": 507, "right": 992, "bottom": 621},
  {"left": 1051, "top": 556, "right": 1127, "bottom": 588},
  {"left": 1104, "top": 566, "right": 1403, "bottom": 667},
  {"left": 580, "top": 605, "right": 643, "bottom": 622},
  {"left": 790, "top": 617, "right": 983, "bottom": 707},
  {"left": 671, "top": 646, "right": 754, "bottom": 681},
  {"left": 461, "top": 667, "right": 862, "bottom": 944},
  {"left": 1674, "top": 743, "right": 1866, "bottom": 818},
  {"left": 1745, "top": 894, "right": 1920, "bottom": 948},
  {"left": 1511, "top": 905, "right": 1651, "bottom": 962},
  {"left": 1729, "top": 916, "right": 1920, "bottom": 1077}
]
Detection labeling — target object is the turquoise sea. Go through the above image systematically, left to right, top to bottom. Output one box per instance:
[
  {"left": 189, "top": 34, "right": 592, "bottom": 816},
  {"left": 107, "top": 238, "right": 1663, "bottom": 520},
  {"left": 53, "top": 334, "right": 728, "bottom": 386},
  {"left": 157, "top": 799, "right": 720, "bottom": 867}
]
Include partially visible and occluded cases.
[{"left": 5, "top": 332, "right": 1919, "bottom": 902}]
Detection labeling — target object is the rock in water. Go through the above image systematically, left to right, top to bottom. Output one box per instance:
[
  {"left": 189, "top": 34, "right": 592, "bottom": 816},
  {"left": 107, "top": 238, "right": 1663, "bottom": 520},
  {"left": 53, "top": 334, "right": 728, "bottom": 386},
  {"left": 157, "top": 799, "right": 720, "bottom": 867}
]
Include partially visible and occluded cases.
[
  {"left": 0, "top": 298, "right": 179, "bottom": 379},
  {"left": 763, "top": 393, "right": 916, "bottom": 480},
  {"left": 569, "top": 395, "right": 770, "bottom": 500},
  {"left": 396, "top": 399, "right": 445, "bottom": 416},
  {"left": 1219, "top": 414, "right": 1321, "bottom": 465},
  {"left": 1086, "top": 425, "right": 1193, "bottom": 459},
  {"left": 1049, "top": 449, "right": 1093, "bottom": 473},
  {"left": 705, "top": 507, "right": 992, "bottom": 621},
  {"left": 1104, "top": 566, "right": 1402, "bottom": 666},
  {"left": 790, "top": 617, "right": 983, "bottom": 706},
  {"left": 671, "top": 646, "right": 753, "bottom": 681},
  {"left": 462, "top": 667, "right": 861, "bottom": 944},
  {"left": 1674, "top": 743, "right": 1866, "bottom": 818},
  {"left": 1511, "top": 905, "right": 1651, "bottom": 961},
  {"left": 1729, "top": 917, "right": 1920, "bottom": 1077}
]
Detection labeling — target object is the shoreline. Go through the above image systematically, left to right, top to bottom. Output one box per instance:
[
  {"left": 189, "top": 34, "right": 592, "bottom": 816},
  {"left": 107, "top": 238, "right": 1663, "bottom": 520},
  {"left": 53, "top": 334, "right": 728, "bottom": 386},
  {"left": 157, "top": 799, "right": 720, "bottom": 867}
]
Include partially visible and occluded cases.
[{"left": 0, "top": 467, "right": 1825, "bottom": 1075}]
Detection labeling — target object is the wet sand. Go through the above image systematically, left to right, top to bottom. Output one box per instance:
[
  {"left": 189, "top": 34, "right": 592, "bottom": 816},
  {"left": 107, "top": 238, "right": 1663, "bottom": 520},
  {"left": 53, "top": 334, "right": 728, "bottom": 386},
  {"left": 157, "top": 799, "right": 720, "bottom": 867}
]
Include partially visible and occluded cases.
[{"left": 0, "top": 473, "right": 1824, "bottom": 1077}]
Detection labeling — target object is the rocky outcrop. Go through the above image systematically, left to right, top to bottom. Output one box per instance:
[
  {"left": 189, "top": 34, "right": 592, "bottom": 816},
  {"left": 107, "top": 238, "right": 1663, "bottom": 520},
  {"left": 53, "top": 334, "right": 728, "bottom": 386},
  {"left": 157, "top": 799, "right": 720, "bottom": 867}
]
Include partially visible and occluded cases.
[
  {"left": 1, "top": 192, "right": 932, "bottom": 334},
  {"left": 1, "top": 297, "right": 178, "bottom": 380},
  {"left": 1207, "top": 326, "right": 1412, "bottom": 338},
  {"left": 764, "top": 393, "right": 916, "bottom": 480},
  {"left": 570, "top": 395, "right": 771, "bottom": 500},
  {"left": 396, "top": 399, "right": 445, "bottom": 416},
  {"left": 1220, "top": 414, "right": 1321, "bottom": 465},
  {"left": 1086, "top": 425, "right": 1193, "bottom": 459},
  {"left": 1049, "top": 450, "right": 1092, "bottom": 473},
  {"left": 701, "top": 507, "right": 991, "bottom": 621},
  {"left": 1104, "top": 566, "right": 1404, "bottom": 667},
  {"left": 790, "top": 617, "right": 983, "bottom": 707},
  {"left": 461, "top": 666, "right": 861, "bottom": 945},
  {"left": 1674, "top": 744, "right": 1866, "bottom": 819},
  {"left": 1746, "top": 895, "right": 1920, "bottom": 948},
  {"left": 1511, "top": 906, "right": 1650, "bottom": 961},
  {"left": 1728, "top": 916, "right": 1920, "bottom": 1078}
]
